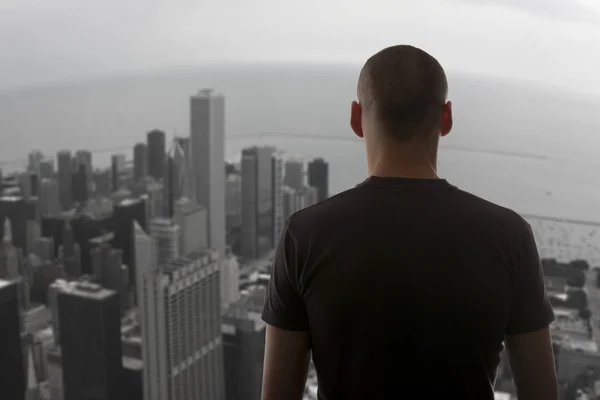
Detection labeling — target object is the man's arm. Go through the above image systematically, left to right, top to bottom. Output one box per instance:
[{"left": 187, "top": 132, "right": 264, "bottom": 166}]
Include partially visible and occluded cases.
[
  {"left": 261, "top": 220, "right": 311, "bottom": 400},
  {"left": 504, "top": 222, "right": 558, "bottom": 400},
  {"left": 262, "top": 326, "right": 311, "bottom": 400},
  {"left": 505, "top": 327, "right": 557, "bottom": 400}
]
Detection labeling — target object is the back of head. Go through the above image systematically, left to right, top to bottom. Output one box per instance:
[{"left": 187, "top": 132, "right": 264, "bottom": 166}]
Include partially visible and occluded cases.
[{"left": 358, "top": 45, "right": 448, "bottom": 141}]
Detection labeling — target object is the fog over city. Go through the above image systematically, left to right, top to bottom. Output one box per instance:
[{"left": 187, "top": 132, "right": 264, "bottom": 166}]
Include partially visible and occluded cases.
[{"left": 1, "top": 0, "right": 600, "bottom": 93}]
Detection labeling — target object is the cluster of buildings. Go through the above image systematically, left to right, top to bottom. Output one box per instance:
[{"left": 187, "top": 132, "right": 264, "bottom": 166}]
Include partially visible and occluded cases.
[
  {"left": 0, "top": 88, "right": 329, "bottom": 400},
  {"left": 494, "top": 257, "right": 600, "bottom": 399}
]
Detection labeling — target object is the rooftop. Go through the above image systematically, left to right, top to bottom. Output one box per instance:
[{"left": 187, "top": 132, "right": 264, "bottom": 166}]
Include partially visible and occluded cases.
[
  {"left": 160, "top": 248, "right": 215, "bottom": 277},
  {"left": 61, "top": 280, "right": 117, "bottom": 300},
  {"left": 122, "top": 356, "right": 143, "bottom": 371}
]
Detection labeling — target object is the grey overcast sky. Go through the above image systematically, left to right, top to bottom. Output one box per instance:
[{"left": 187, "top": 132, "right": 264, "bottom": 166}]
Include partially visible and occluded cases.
[{"left": 1, "top": 0, "right": 600, "bottom": 92}]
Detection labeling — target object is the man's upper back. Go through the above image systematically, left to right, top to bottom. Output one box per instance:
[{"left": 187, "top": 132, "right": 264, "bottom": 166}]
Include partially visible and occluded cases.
[{"left": 262, "top": 176, "right": 554, "bottom": 400}]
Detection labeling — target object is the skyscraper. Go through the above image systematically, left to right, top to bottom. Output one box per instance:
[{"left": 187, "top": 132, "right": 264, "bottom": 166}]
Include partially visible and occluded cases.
[
  {"left": 190, "top": 89, "right": 226, "bottom": 257},
  {"left": 147, "top": 130, "right": 166, "bottom": 181},
  {"left": 174, "top": 136, "right": 193, "bottom": 195},
  {"left": 164, "top": 139, "right": 191, "bottom": 218},
  {"left": 133, "top": 143, "right": 148, "bottom": 183},
  {"left": 241, "top": 146, "right": 275, "bottom": 261},
  {"left": 57, "top": 150, "right": 72, "bottom": 211},
  {"left": 74, "top": 150, "right": 93, "bottom": 194},
  {"left": 28, "top": 151, "right": 44, "bottom": 176},
  {"left": 271, "top": 152, "right": 284, "bottom": 245},
  {"left": 111, "top": 154, "right": 126, "bottom": 192},
  {"left": 307, "top": 157, "right": 329, "bottom": 202},
  {"left": 38, "top": 158, "right": 54, "bottom": 179},
  {"left": 284, "top": 159, "right": 304, "bottom": 190},
  {"left": 71, "top": 164, "right": 88, "bottom": 205},
  {"left": 93, "top": 169, "right": 112, "bottom": 197},
  {"left": 19, "top": 171, "right": 32, "bottom": 201},
  {"left": 225, "top": 174, "right": 242, "bottom": 235},
  {"left": 39, "top": 178, "right": 60, "bottom": 217},
  {"left": 282, "top": 186, "right": 296, "bottom": 221},
  {"left": 113, "top": 197, "right": 147, "bottom": 288},
  {"left": 173, "top": 197, "right": 207, "bottom": 256},
  {"left": 0, "top": 217, "right": 21, "bottom": 279},
  {"left": 149, "top": 218, "right": 179, "bottom": 266},
  {"left": 59, "top": 220, "right": 81, "bottom": 278},
  {"left": 135, "top": 222, "right": 225, "bottom": 400},
  {"left": 91, "top": 244, "right": 123, "bottom": 292},
  {"left": 221, "top": 248, "right": 240, "bottom": 311},
  {"left": 47, "top": 278, "right": 77, "bottom": 345},
  {"left": 0, "top": 279, "right": 26, "bottom": 400},
  {"left": 58, "top": 280, "right": 122, "bottom": 400},
  {"left": 223, "top": 286, "right": 267, "bottom": 400}
]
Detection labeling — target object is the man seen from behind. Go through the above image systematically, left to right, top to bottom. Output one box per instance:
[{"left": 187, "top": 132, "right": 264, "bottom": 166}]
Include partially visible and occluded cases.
[{"left": 261, "top": 45, "right": 559, "bottom": 400}]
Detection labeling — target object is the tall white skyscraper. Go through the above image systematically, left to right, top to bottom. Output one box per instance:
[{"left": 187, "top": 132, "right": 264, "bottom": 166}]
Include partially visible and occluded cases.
[
  {"left": 190, "top": 89, "right": 226, "bottom": 257},
  {"left": 135, "top": 222, "right": 225, "bottom": 400}
]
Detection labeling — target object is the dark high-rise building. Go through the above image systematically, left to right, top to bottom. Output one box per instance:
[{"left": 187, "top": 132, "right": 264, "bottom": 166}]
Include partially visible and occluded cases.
[
  {"left": 147, "top": 130, "right": 166, "bottom": 181},
  {"left": 164, "top": 139, "right": 190, "bottom": 218},
  {"left": 133, "top": 143, "right": 147, "bottom": 183},
  {"left": 241, "top": 146, "right": 275, "bottom": 261},
  {"left": 57, "top": 150, "right": 73, "bottom": 211},
  {"left": 75, "top": 150, "right": 93, "bottom": 194},
  {"left": 271, "top": 152, "right": 284, "bottom": 245},
  {"left": 111, "top": 154, "right": 126, "bottom": 192},
  {"left": 39, "top": 158, "right": 54, "bottom": 179},
  {"left": 307, "top": 158, "right": 329, "bottom": 203},
  {"left": 71, "top": 164, "right": 88, "bottom": 205},
  {"left": 93, "top": 169, "right": 111, "bottom": 197},
  {"left": 29, "top": 173, "right": 38, "bottom": 198},
  {"left": 0, "top": 196, "right": 29, "bottom": 257},
  {"left": 112, "top": 198, "right": 146, "bottom": 288},
  {"left": 41, "top": 214, "right": 112, "bottom": 274},
  {"left": 59, "top": 220, "right": 81, "bottom": 278},
  {"left": 91, "top": 244, "right": 123, "bottom": 293},
  {"left": 0, "top": 279, "right": 26, "bottom": 400},
  {"left": 58, "top": 281, "right": 122, "bottom": 400},
  {"left": 223, "top": 286, "right": 267, "bottom": 400}
]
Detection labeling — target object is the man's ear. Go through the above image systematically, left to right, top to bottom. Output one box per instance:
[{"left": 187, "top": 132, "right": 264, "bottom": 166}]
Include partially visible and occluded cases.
[
  {"left": 350, "top": 101, "right": 364, "bottom": 138},
  {"left": 441, "top": 101, "right": 452, "bottom": 137}
]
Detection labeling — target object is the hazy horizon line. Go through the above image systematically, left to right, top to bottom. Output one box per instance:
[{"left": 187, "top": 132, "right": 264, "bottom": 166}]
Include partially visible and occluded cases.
[{"left": 1, "top": 61, "right": 599, "bottom": 103}]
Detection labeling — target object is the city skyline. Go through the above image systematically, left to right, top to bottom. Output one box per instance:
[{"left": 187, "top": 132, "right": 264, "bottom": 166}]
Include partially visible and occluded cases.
[{"left": 0, "top": 87, "right": 331, "bottom": 400}]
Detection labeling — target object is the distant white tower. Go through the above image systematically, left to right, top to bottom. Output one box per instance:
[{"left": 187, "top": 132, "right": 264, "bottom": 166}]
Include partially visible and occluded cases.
[{"left": 190, "top": 89, "right": 226, "bottom": 258}]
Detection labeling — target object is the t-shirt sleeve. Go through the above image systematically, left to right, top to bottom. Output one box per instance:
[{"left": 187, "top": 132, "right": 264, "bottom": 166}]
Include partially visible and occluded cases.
[
  {"left": 261, "top": 220, "right": 309, "bottom": 331},
  {"left": 505, "top": 222, "right": 555, "bottom": 335}
]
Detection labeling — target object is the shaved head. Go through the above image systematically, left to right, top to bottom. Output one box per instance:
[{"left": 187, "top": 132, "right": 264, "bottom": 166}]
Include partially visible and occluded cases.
[{"left": 357, "top": 45, "right": 449, "bottom": 141}]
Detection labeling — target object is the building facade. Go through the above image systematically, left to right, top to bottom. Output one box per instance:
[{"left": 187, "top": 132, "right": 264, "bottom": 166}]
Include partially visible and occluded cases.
[
  {"left": 307, "top": 158, "right": 329, "bottom": 203},
  {"left": 135, "top": 222, "right": 225, "bottom": 400},
  {"left": 57, "top": 281, "right": 122, "bottom": 400}
]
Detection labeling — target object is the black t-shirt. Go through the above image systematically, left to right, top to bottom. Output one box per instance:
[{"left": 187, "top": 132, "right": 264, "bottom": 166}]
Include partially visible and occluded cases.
[{"left": 262, "top": 176, "right": 555, "bottom": 400}]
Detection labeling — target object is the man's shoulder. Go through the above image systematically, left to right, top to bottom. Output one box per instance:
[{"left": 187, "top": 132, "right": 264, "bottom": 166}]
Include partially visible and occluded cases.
[
  {"left": 286, "top": 185, "right": 365, "bottom": 232},
  {"left": 453, "top": 187, "right": 531, "bottom": 233}
]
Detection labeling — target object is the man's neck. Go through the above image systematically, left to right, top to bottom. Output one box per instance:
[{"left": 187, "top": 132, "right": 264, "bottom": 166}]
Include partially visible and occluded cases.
[
  {"left": 366, "top": 140, "right": 440, "bottom": 180},
  {"left": 369, "top": 163, "right": 439, "bottom": 179}
]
